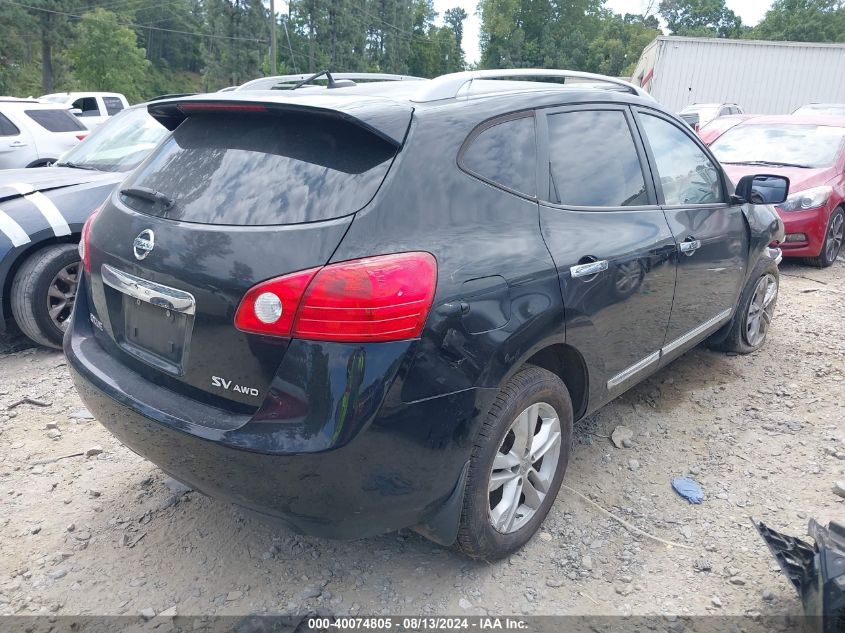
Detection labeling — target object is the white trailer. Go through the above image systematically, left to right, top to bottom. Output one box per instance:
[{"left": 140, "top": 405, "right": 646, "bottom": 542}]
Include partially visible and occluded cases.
[{"left": 631, "top": 36, "right": 845, "bottom": 114}]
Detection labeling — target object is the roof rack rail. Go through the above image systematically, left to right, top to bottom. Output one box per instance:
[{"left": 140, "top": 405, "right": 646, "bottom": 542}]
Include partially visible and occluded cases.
[
  {"left": 411, "top": 69, "right": 653, "bottom": 103},
  {"left": 237, "top": 73, "right": 426, "bottom": 91}
]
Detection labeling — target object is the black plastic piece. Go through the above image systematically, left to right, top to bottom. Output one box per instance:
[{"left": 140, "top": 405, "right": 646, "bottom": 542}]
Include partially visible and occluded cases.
[{"left": 756, "top": 519, "right": 845, "bottom": 632}]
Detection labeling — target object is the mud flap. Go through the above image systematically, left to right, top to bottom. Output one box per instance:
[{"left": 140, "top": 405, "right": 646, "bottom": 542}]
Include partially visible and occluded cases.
[
  {"left": 413, "top": 461, "right": 469, "bottom": 546},
  {"left": 755, "top": 519, "right": 845, "bottom": 632}
]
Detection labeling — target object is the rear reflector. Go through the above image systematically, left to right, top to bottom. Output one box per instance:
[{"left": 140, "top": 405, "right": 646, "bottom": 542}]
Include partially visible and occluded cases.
[{"left": 235, "top": 252, "right": 437, "bottom": 342}]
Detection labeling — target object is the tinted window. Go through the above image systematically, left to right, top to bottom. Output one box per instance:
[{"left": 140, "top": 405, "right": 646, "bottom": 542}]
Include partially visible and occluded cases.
[
  {"left": 72, "top": 97, "right": 100, "bottom": 116},
  {"left": 103, "top": 97, "right": 125, "bottom": 115},
  {"left": 25, "top": 109, "right": 87, "bottom": 132},
  {"left": 546, "top": 109, "right": 648, "bottom": 207},
  {"left": 120, "top": 112, "right": 397, "bottom": 225},
  {"left": 0, "top": 113, "right": 19, "bottom": 136},
  {"left": 639, "top": 114, "right": 723, "bottom": 206},
  {"left": 461, "top": 116, "right": 536, "bottom": 196}
]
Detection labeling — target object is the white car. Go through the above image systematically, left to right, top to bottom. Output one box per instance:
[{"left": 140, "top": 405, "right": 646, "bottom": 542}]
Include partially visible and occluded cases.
[
  {"left": 39, "top": 92, "right": 129, "bottom": 129},
  {"left": 0, "top": 98, "right": 88, "bottom": 169},
  {"left": 679, "top": 102, "right": 744, "bottom": 130}
]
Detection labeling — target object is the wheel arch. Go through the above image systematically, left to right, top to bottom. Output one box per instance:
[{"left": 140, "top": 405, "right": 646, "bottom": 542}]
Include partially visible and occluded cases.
[
  {"left": 1, "top": 234, "right": 80, "bottom": 324},
  {"left": 497, "top": 341, "right": 589, "bottom": 422}
]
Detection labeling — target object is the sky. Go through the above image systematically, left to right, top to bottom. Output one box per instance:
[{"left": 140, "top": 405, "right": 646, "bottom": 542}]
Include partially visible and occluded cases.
[{"left": 433, "top": 0, "right": 775, "bottom": 65}]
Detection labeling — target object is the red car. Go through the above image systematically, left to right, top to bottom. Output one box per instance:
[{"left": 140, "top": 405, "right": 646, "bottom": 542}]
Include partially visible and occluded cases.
[
  {"left": 698, "top": 114, "right": 756, "bottom": 145},
  {"left": 709, "top": 115, "right": 845, "bottom": 267}
]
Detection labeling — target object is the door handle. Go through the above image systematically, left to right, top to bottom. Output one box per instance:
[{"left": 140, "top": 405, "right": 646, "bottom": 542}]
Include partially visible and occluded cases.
[
  {"left": 9, "top": 140, "right": 27, "bottom": 148},
  {"left": 679, "top": 237, "right": 701, "bottom": 256},
  {"left": 570, "top": 259, "right": 608, "bottom": 279}
]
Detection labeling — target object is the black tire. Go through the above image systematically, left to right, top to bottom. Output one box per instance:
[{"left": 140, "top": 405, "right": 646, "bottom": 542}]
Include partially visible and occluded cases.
[
  {"left": 806, "top": 207, "right": 844, "bottom": 268},
  {"left": 10, "top": 244, "right": 80, "bottom": 349},
  {"left": 707, "top": 258, "right": 779, "bottom": 354},
  {"left": 455, "top": 365, "right": 573, "bottom": 560}
]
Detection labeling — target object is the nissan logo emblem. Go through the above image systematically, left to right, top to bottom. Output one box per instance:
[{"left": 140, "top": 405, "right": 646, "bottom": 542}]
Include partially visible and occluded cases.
[{"left": 133, "top": 229, "right": 155, "bottom": 260}]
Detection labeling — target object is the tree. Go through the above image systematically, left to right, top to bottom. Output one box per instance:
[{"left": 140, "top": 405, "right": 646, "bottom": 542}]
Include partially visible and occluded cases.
[
  {"left": 659, "top": 0, "right": 744, "bottom": 38},
  {"left": 753, "top": 0, "right": 845, "bottom": 42},
  {"left": 444, "top": 7, "right": 467, "bottom": 49},
  {"left": 70, "top": 9, "right": 151, "bottom": 102}
]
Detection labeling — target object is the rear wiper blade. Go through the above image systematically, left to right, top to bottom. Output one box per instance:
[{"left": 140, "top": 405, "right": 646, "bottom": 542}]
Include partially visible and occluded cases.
[
  {"left": 723, "top": 160, "right": 813, "bottom": 169},
  {"left": 57, "top": 161, "right": 97, "bottom": 171},
  {"left": 120, "top": 186, "right": 174, "bottom": 209}
]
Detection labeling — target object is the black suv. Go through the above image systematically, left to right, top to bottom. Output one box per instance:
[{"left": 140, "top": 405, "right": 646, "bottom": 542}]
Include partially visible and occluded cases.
[{"left": 66, "top": 70, "right": 787, "bottom": 560}]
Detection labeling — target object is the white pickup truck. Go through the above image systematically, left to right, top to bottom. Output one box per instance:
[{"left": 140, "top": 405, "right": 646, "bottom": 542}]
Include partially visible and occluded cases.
[{"left": 39, "top": 92, "right": 129, "bottom": 129}]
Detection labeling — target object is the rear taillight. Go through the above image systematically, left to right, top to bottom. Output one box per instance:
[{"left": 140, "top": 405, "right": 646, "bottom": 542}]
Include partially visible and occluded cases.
[
  {"left": 75, "top": 133, "right": 88, "bottom": 141},
  {"left": 78, "top": 208, "right": 100, "bottom": 273},
  {"left": 235, "top": 252, "right": 437, "bottom": 342}
]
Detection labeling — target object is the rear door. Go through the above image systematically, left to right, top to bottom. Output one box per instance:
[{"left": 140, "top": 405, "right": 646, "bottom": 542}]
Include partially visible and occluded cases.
[
  {"left": 84, "top": 105, "right": 407, "bottom": 410},
  {"left": 537, "top": 105, "right": 677, "bottom": 405},
  {"left": 24, "top": 107, "right": 87, "bottom": 156},
  {"left": 633, "top": 108, "right": 747, "bottom": 361},
  {"left": 0, "top": 111, "right": 37, "bottom": 169}
]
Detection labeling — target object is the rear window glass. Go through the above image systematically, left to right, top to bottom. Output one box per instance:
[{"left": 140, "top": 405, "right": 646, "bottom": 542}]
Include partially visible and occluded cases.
[
  {"left": 103, "top": 96, "right": 125, "bottom": 115},
  {"left": 25, "top": 109, "right": 87, "bottom": 132},
  {"left": 119, "top": 112, "right": 397, "bottom": 225},
  {"left": 0, "top": 113, "right": 19, "bottom": 136},
  {"left": 460, "top": 115, "right": 536, "bottom": 196}
]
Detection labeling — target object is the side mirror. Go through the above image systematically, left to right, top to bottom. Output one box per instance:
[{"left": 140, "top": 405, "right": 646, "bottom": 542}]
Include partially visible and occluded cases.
[
  {"left": 70, "top": 108, "right": 83, "bottom": 116},
  {"left": 734, "top": 174, "right": 789, "bottom": 205}
]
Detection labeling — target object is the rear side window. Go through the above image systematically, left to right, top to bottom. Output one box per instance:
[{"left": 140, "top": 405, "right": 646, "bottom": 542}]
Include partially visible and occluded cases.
[
  {"left": 72, "top": 97, "right": 100, "bottom": 116},
  {"left": 103, "top": 97, "right": 125, "bottom": 115},
  {"left": 25, "top": 109, "right": 87, "bottom": 132},
  {"left": 546, "top": 110, "right": 649, "bottom": 207},
  {"left": 120, "top": 112, "right": 397, "bottom": 225},
  {"left": 0, "top": 113, "right": 19, "bottom": 136},
  {"left": 460, "top": 115, "right": 536, "bottom": 196}
]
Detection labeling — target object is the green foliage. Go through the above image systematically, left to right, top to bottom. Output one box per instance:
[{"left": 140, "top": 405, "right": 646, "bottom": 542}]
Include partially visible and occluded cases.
[
  {"left": 4, "top": 0, "right": 844, "bottom": 102},
  {"left": 478, "top": 0, "right": 659, "bottom": 76},
  {"left": 658, "top": 0, "right": 744, "bottom": 38},
  {"left": 752, "top": 0, "right": 845, "bottom": 42},
  {"left": 69, "top": 9, "right": 151, "bottom": 102}
]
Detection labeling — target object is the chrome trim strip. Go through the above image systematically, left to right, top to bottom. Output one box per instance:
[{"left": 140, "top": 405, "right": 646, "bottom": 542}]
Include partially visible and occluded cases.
[
  {"left": 101, "top": 264, "right": 196, "bottom": 316},
  {"left": 606, "top": 308, "right": 733, "bottom": 390},
  {"left": 661, "top": 308, "right": 732, "bottom": 356},
  {"left": 607, "top": 351, "right": 660, "bottom": 389}
]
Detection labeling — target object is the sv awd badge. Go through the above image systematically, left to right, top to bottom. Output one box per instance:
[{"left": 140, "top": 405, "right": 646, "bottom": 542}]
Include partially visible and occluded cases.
[{"left": 211, "top": 375, "right": 259, "bottom": 397}]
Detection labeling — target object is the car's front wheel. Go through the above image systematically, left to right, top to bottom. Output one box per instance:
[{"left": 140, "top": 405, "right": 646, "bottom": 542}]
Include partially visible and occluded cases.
[
  {"left": 807, "top": 207, "right": 844, "bottom": 268},
  {"left": 11, "top": 244, "right": 80, "bottom": 349},
  {"left": 707, "top": 258, "right": 778, "bottom": 354},
  {"left": 455, "top": 365, "right": 573, "bottom": 560}
]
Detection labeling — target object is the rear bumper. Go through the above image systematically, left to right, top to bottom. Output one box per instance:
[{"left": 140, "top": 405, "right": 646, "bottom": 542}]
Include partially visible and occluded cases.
[
  {"left": 778, "top": 206, "right": 829, "bottom": 258},
  {"left": 66, "top": 285, "right": 495, "bottom": 540}
]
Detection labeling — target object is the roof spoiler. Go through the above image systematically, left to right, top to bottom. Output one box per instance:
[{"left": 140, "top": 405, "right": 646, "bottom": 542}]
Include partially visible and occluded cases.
[{"left": 147, "top": 95, "right": 413, "bottom": 146}]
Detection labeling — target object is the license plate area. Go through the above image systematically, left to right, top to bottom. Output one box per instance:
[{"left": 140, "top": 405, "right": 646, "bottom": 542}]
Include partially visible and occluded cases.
[
  {"left": 100, "top": 265, "right": 196, "bottom": 376},
  {"left": 122, "top": 296, "right": 191, "bottom": 374}
]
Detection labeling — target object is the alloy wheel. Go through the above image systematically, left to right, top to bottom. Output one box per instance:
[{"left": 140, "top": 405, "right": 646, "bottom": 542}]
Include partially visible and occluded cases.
[
  {"left": 825, "top": 212, "right": 844, "bottom": 264},
  {"left": 47, "top": 263, "right": 79, "bottom": 332},
  {"left": 745, "top": 273, "right": 777, "bottom": 347},
  {"left": 488, "top": 402, "right": 562, "bottom": 534}
]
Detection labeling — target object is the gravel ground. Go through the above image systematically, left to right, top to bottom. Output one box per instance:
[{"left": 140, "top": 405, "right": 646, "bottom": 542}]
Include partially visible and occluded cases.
[{"left": 0, "top": 260, "right": 843, "bottom": 620}]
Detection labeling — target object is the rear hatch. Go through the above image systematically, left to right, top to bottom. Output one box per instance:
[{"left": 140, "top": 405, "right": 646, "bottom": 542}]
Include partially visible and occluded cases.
[
  {"left": 84, "top": 96, "right": 410, "bottom": 411},
  {"left": 23, "top": 105, "right": 88, "bottom": 148}
]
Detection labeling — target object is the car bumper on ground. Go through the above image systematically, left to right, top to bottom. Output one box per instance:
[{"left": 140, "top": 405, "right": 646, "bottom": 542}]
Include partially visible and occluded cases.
[
  {"left": 777, "top": 206, "right": 829, "bottom": 258},
  {"left": 65, "top": 284, "right": 494, "bottom": 542}
]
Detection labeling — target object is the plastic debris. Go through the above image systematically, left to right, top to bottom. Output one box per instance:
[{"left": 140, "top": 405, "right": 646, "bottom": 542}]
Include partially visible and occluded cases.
[{"left": 672, "top": 476, "right": 704, "bottom": 504}]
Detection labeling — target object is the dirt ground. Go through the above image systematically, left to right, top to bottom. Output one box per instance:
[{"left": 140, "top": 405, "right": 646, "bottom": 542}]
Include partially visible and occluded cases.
[{"left": 1, "top": 260, "right": 843, "bottom": 621}]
